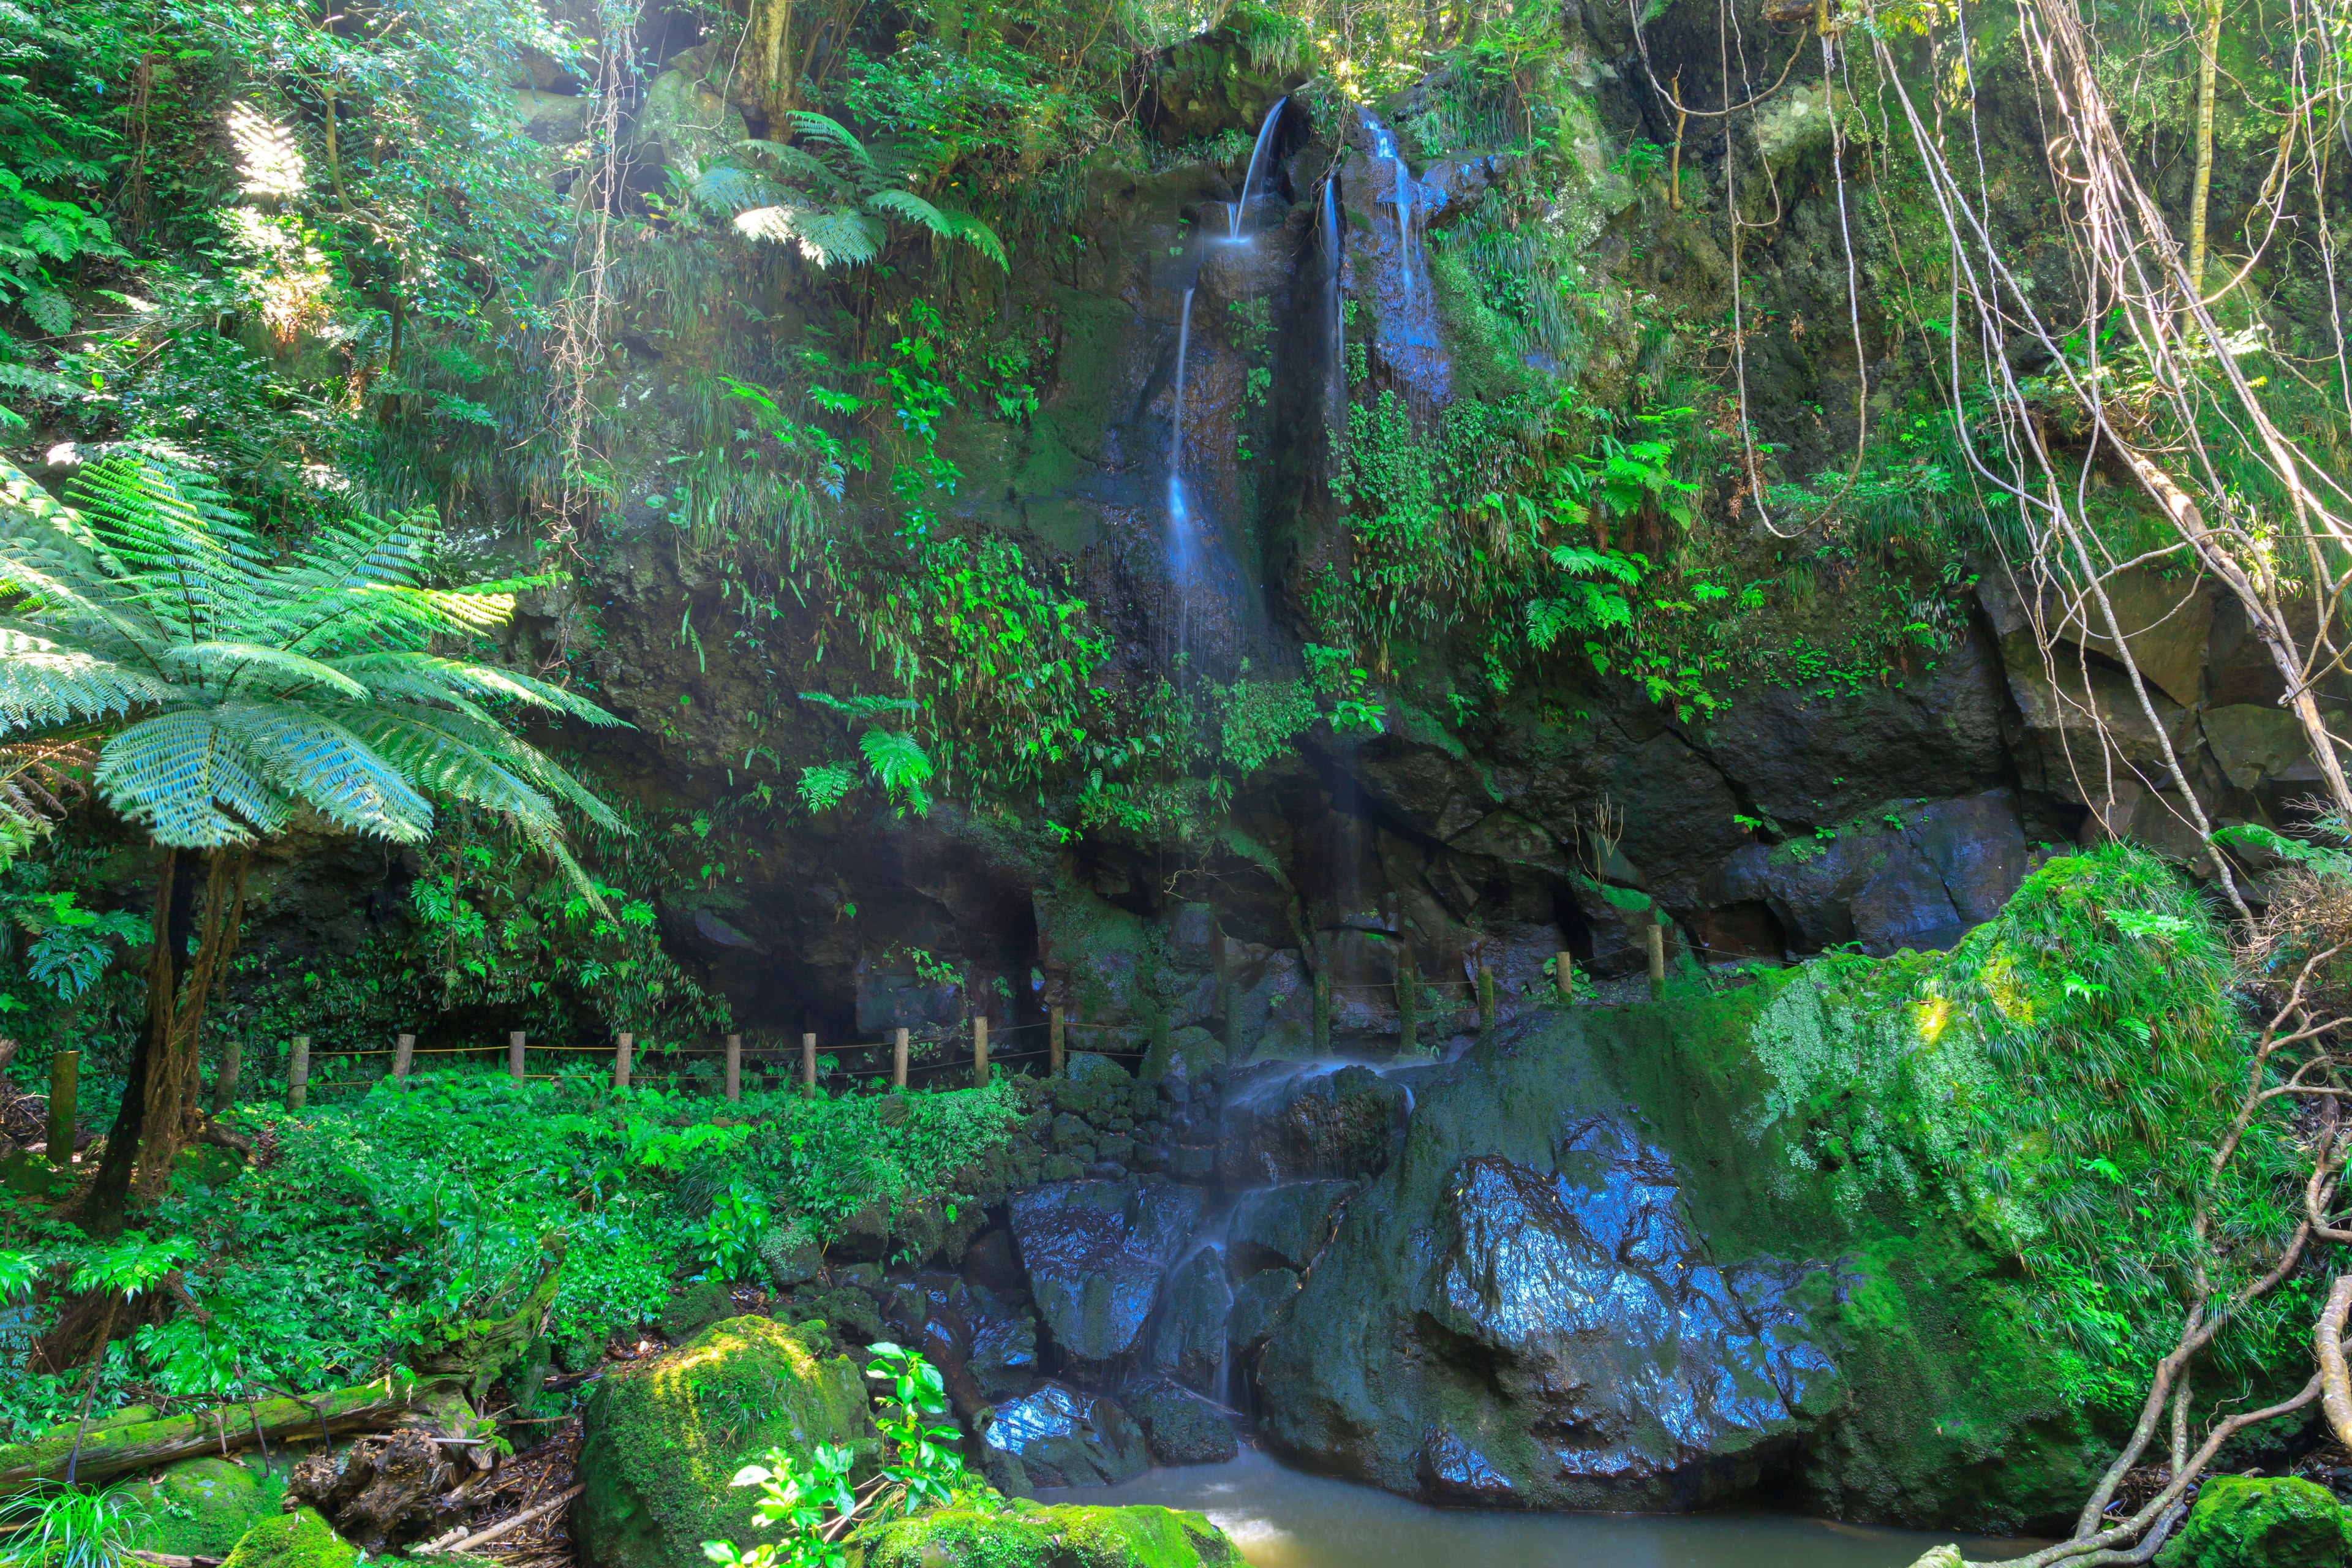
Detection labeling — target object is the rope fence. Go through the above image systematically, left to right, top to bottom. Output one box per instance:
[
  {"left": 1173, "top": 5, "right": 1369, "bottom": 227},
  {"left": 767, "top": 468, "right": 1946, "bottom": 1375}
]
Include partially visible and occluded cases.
[{"left": 213, "top": 930, "right": 1736, "bottom": 1115}]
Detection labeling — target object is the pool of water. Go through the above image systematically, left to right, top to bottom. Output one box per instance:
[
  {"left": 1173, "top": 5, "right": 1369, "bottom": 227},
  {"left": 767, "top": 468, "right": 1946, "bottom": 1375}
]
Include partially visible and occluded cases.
[{"left": 1044, "top": 1449, "right": 2039, "bottom": 1568}]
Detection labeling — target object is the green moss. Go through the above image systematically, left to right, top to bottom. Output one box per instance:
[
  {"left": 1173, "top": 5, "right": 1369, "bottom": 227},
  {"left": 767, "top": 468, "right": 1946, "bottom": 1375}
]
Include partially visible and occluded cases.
[
  {"left": 658, "top": 1276, "right": 736, "bottom": 1343},
  {"left": 575, "top": 1314, "right": 875, "bottom": 1568},
  {"left": 121, "top": 1456, "right": 287, "bottom": 1556},
  {"left": 2154, "top": 1476, "right": 2352, "bottom": 1567},
  {"left": 860, "top": 1501, "right": 1240, "bottom": 1568},
  {"left": 219, "top": 1508, "right": 358, "bottom": 1568}
]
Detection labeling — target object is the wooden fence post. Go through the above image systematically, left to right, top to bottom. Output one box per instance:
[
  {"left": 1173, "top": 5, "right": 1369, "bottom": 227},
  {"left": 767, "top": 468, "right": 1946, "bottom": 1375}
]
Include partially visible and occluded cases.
[
  {"left": 1646, "top": 921, "right": 1667, "bottom": 1000},
  {"left": 1558, "top": 951, "right": 1575, "bottom": 1006},
  {"left": 1477, "top": 964, "right": 1495, "bottom": 1039},
  {"left": 1049, "top": 1006, "right": 1065, "bottom": 1077},
  {"left": 973, "top": 1016, "right": 989, "bottom": 1089},
  {"left": 892, "top": 1027, "right": 908, "bottom": 1091},
  {"left": 508, "top": 1030, "right": 526, "bottom": 1083},
  {"left": 614, "top": 1032, "right": 634, "bottom": 1090},
  {"left": 801, "top": 1032, "right": 817, "bottom": 1098},
  {"left": 393, "top": 1033, "right": 415, "bottom": 1085},
  {"left": 725, "top": 1033, "right": 742, "bottom": 1103},
  {"left": 287, "top": 1036, "right": 310, "bottom": 1110},
  {"left": 213, "top": 1037, "right": 242, "bottom": 1112},
  {"left": 46, "top": 1049, "right": 77, "bottom": 1164}
]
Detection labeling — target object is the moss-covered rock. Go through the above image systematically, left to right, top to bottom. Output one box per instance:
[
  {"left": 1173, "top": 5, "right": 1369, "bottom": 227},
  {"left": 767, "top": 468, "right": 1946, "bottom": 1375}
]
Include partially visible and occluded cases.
[
  {"left": 659, "top": 1276, "right": 737, "bottom": 1343},
  {"left": 576, "top": 1314, "right": 876, "bottom": 1568},
  {"left": 121, "top": 1455, "right": 286, "bottom": 1556},
  {"left": 2154, "top": 1476, "right": 2352, "bottom": 1567},
  {"left": 861, "top": 1501, "right": 1240, "bottom": 1568},
  {"left": 219, "top": 1508, "right": 358, "bottom": 1568}
]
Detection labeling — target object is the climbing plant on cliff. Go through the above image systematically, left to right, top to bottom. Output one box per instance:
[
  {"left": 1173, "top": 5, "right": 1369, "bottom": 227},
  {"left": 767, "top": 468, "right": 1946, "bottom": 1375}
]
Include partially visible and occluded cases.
[{"left": 0, "top": 454, "right": 624, "bottom": 1223}]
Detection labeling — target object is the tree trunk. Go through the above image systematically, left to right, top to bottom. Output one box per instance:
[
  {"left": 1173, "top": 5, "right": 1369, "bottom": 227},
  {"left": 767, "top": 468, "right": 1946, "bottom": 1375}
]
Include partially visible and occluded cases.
[
  {"left": 755, "top": 0, "right": 795, "bottom": 130},
  {"left": 2188, "top": 0, "right": 2222, "bottom": 293},
  {"left": 83, "top": 848, "right": 253, "bottom": 1231}
]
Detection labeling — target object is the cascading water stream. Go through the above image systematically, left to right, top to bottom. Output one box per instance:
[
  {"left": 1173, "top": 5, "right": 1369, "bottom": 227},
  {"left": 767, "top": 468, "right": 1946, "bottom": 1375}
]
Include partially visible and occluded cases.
[
  {"left": 1228, "top": 96, "right": 1287, "bottom": 238},
  {"left": 1362, "top": 111, "right": 1414, "bottom": 307},
  {"left": 1321, "top": 179, "right": 1344, "bottom": 428},
  {"left": 1168, "top": 285, "right": 1196, "bottom": 580}
]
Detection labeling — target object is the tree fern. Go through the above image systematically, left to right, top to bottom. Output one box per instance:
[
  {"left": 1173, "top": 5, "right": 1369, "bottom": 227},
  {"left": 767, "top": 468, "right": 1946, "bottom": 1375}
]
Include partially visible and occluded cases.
[{"left": 0, "top": 454, "right": 625, "bottom": 864}]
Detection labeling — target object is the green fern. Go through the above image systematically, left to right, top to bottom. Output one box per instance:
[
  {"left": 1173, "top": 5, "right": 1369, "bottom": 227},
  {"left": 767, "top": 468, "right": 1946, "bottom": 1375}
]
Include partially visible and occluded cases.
[
  {"left": 698, "top": 114, "right": 1007, "bottom": 273},
  {"left": 0, "top": 456, "right": 625, "bottom": 876}
]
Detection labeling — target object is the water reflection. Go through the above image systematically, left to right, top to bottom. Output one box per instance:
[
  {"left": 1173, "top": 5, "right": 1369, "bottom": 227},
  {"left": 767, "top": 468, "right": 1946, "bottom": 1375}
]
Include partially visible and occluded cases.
[{"left": 1044, "top": 1448, "right": 2036, "bottom": 1568}]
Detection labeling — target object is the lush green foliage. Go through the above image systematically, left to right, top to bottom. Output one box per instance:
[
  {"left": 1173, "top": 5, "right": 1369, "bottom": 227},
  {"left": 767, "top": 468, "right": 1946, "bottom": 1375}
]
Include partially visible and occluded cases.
[{"left": 0, "top": 1067, "right": 1023, "bottom": 1441}]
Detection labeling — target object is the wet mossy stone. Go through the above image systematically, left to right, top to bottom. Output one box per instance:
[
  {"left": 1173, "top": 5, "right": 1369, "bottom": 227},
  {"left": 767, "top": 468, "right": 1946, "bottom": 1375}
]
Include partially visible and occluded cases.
[
  {"left": 758, "top": 1219, "right": 823, "bottom": 1288},
  {"left": 658, "top": 1276, "right": 735, "bottom": 1343},
  {"left": 575, "top": 1315, "right": 875, "bottom": 1568},
  {"left": 121, "top": 1455, "right": 287, "bottom": 1556},
  {"left": 2154, "top": 1476, "right": 2352, "bottom": 1567},
  {"left": 861, "top": 1499, "right": 1240, "bottom": 1568},
  {"left": 219, "top": 1507, "right": 359, "bottom": 1568}
]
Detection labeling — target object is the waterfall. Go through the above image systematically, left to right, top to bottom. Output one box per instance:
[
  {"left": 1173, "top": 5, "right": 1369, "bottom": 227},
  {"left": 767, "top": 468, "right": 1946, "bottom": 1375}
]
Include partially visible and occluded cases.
[
  {"left": 1228, "top": 96, "right": 1287, "bottom": 239},
  {"left": 1362, "top": 111, "right": 1414, "bottom": 308},
  {"left": 1322, "top": 179, "right": 1344, "bottom": 427},
  {"left": 1168, "top": 285, "right": 1195, "bottom": 568}
]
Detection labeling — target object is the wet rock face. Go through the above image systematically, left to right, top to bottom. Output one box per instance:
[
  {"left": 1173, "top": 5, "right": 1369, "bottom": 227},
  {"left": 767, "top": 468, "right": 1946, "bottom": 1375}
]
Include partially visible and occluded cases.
[
  {"left": 1708, "top": 788, "right": 2033, "bottom": 956},
  {"left": 1219, "top": 1065, "right": 1408, "bottom": 1184},
  {"left": 1257, "top": 1076, "right": 1839, "bottom": 1512},
  {"left": 1425, "top": 1128, "right": 1834, "bottom": 1487},
  {"left": 1009, "top": 1180, "right": 1205, "bottom": 1367},
  {"left": 1226, "top": 1180, "right": 1352, "bottom": 1275},
  {"left": 1148, "top": 1246, "right": 1233, "bottom": 1393},
  {"left": 980, "top": 1383, "right": 1151, "bottom": 1490}
]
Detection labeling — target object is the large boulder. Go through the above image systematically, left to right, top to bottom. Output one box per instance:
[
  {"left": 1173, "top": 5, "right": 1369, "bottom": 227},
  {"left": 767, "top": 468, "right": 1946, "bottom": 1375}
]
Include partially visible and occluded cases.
[
  {"left": 628, "top": 68, "right": 746, "bottom": 183},
  {"left": 1254, "top": 1001, "right": 2101, "bottom": 1528},
  {"left": 1261, "top": 1107, "right": 1837, "bottom": 1509},
  {"left": 1009, "top": 1180, "right": 1204, "bottom": 1367},
  {"left": 575, "top": 1316, "right": 875, "bottom": 1568},
  {"left": 978, "top": 1383, "right": 1149, "bottom": 1490},
  {"left": 122, "top": 1456, "right": 286, "bottom": 1557},
  {"left": 2154, "top": 1476, "right": 2352, "bottom": 1567},
  {"left": 863, "top": 1500, "right": 1240, "bottom": 1567}
]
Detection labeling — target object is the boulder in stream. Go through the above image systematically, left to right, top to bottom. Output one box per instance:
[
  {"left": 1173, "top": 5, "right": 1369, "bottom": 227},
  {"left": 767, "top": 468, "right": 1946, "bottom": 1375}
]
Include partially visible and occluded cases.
[
  {"left": 1260, "top": 1080, "right": 1839, "bottom": 1510},
  {"left": 1009, "top": 1179, "right": 1204, "bottom": 1367},
  {"left": 575, "top": 1316, "right": 873, "bottom": 1568},
  {"left": 1125, "top": 1377, "right": 1240, "bottom": 1465},
  {"left": 978, "top": 1382, "right": 1149, "bottom": 1489},
  {"left": 2152, "top": 1475, "right": 2352, "bottom": 1566},
  {"left": 863, "top": 1499, "right": 1240, "bottom": 1567}
]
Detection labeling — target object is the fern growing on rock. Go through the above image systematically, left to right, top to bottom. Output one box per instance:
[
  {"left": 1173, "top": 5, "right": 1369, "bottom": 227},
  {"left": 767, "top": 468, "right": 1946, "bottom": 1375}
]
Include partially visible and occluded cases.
[{"left": 0, "top": 453, "right": 625, "bottom": 1220}]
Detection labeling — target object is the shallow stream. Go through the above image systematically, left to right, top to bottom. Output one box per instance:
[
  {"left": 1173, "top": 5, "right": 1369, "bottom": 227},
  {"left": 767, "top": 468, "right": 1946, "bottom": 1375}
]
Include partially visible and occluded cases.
[{"left": 1049, "top": 1449, "right": 2038, "bottom": 1568}]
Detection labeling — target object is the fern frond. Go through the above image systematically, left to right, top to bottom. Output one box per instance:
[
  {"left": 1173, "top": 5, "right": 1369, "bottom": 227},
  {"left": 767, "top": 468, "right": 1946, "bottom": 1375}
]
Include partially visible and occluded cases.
[
  {"left": 786, "top": 111, "right": 873, "bottom": 166},
  {"left": 864, "top": 192, "right": 1008, "bottom": 270},
  {"left": 69, "top": 460, "right": 262, "bottom": 645},
  {"left": 0, "top": 630, "right": 177, "bottom": 731},
  {"left": 158, "top": 642, "right": 372, "bottom": 701},
  {"left": 325, "top": 652, "right": 624, "bottom": 726},
  {"left": 214, "top": 699, "right": 434, "bottom": 841},
  {"left": 353, "top": 705, "right": 622, "bottom": 834},
  {"left": 94, "top": 709, "right": 292, "bottom": 846}
]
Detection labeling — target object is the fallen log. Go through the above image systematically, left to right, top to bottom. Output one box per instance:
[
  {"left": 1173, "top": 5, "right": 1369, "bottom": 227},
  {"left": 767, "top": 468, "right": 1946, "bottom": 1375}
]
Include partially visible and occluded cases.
[{"left": 0, "top": 1374, "right": 470, "bottom": 1494}]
